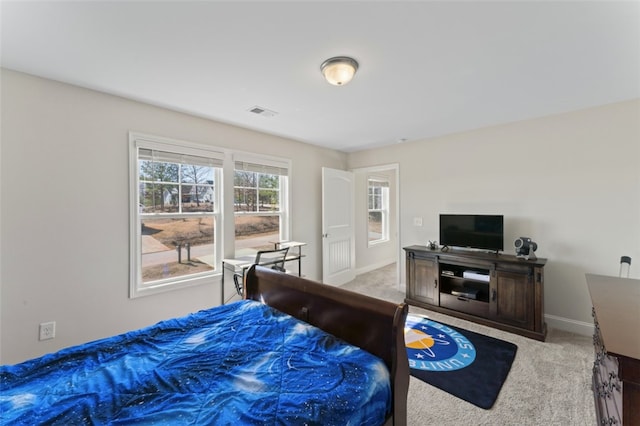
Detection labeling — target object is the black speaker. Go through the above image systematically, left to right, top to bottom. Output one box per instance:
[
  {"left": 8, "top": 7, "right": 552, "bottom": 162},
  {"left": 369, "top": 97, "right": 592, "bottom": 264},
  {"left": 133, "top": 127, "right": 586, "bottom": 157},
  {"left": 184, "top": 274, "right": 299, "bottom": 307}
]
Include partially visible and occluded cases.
[{"left": 514, "top": 237, "right": 537, "bottom": 260}]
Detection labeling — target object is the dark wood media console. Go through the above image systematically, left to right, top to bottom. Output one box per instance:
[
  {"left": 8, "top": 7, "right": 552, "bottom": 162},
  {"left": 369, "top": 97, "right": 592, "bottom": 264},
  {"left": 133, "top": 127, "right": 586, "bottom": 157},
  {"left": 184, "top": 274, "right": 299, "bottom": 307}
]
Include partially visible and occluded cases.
[{"left": 404, "top": 245, "right": 547, "bottom": 341}]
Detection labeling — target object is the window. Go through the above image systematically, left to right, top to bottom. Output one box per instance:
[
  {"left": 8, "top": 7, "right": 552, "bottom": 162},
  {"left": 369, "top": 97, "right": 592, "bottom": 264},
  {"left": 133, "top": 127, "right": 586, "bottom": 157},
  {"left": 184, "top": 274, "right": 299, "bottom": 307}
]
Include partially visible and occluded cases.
[
  {"left": 130, "top": 133, "right": 224, "bottom": 298},
  {"left": 234, "top": 156, "right": 289, "bottom": 255},
  {"left": 368, "top": 178, "right": 389, "bottom": 244}
]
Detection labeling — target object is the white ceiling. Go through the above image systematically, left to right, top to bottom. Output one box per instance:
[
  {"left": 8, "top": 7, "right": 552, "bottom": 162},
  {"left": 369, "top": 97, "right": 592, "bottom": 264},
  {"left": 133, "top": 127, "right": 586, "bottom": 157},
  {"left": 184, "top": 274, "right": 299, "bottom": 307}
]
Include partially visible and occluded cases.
[{"left": 2, "top": 1, "right": 639, "bottom": 152}]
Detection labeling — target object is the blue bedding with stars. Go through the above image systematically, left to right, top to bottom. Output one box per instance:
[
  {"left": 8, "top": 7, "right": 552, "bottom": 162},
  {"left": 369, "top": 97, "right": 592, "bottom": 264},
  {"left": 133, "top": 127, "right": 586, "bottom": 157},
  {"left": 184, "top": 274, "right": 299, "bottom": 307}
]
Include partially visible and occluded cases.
[{"left": 1, "top": 300, "right": 391, "bottom": 425}]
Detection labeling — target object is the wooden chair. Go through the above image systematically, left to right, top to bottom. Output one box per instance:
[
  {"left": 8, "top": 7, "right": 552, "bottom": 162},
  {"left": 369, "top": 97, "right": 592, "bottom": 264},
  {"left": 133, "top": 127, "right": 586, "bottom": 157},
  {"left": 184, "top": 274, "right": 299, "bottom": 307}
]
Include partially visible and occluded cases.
[{"left": 233, "top": 247, "right": 289, "bottom": 296}]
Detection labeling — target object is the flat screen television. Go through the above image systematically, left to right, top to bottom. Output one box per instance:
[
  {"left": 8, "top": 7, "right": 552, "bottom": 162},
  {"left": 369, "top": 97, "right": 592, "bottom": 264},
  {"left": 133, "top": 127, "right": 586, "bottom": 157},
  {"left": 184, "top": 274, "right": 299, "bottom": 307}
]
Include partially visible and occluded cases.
[{"left": 439, "top": 214, "right": 504, "bottom": 252}]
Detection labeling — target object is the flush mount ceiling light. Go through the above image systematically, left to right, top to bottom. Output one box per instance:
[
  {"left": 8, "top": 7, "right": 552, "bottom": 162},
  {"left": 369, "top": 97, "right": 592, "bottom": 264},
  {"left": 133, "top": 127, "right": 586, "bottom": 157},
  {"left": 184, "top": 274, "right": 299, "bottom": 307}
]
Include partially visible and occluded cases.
[{"left": 320, "top": 56, "right": 359, "bottom": 86}]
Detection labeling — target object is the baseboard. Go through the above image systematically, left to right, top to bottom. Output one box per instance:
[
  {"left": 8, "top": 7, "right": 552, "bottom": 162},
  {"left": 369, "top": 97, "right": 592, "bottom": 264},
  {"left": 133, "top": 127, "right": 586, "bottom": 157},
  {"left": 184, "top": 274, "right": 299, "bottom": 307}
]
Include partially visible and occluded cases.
[
  {"left": 355, "top": 260, "right": 396, "bottom": 276},
  {"left": 544, "top": 313, "right": 594, "bottom": 337}
]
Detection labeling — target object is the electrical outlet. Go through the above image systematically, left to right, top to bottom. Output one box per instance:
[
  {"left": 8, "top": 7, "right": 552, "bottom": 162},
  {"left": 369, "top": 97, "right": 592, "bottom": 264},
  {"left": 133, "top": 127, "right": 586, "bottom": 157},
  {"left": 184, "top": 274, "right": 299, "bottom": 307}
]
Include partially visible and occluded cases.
[{"left": 39, "top": 321, "right": 56, "bottom": 341}]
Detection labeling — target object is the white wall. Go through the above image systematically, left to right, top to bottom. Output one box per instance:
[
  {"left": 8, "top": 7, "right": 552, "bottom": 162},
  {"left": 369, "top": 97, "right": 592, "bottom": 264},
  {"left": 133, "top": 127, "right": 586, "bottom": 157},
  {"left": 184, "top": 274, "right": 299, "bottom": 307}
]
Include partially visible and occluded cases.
[
  {"left": 0, "top": 70, "right": 347, "bottom": 364},
  {"left": 348, "top": 99, "right": 640, "bottom": 335}
]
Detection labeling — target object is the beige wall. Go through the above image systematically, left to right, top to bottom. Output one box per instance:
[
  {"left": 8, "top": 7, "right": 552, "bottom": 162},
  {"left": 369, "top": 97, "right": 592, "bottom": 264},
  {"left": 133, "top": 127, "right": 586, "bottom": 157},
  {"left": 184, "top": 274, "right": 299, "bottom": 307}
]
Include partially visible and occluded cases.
[
  {"left": 2, "top": 68, "right": 638, "bottom": 364},
  {"left": 0, "top": 70, "right": 346, "bottom": 364},
  {"left": 348, "top": 99, "right": 640, "bottom": 335}
]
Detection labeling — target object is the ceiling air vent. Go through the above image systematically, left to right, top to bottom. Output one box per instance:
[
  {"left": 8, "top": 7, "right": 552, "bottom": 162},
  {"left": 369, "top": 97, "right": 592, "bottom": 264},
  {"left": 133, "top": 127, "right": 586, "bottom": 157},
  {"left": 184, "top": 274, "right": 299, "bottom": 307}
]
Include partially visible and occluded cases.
[{"left": 248, "top": 106, "right": 278, "bottom": 118}]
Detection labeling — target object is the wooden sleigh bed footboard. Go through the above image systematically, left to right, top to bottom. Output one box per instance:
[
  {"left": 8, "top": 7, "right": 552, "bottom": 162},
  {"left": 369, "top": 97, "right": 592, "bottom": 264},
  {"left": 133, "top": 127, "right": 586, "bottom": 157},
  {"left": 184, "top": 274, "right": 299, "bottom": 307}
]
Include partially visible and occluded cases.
[{"left": 245, "top": 265, "right": 409, "bottom": 426}]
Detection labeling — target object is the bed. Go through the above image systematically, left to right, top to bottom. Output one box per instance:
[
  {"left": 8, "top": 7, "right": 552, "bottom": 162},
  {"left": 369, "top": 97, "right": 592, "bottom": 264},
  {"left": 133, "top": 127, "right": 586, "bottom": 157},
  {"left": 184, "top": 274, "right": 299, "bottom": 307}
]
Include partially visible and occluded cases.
[{"left": 1, "top": 265, "right": 409, "bottom": 425}]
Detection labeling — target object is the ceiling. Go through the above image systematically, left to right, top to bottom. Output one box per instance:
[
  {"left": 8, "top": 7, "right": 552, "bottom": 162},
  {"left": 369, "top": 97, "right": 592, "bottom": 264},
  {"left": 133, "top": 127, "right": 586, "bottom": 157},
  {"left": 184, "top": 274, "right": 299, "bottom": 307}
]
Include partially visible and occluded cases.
[{"left": 2, "top": 1, "right": 639, "bottom": 153}]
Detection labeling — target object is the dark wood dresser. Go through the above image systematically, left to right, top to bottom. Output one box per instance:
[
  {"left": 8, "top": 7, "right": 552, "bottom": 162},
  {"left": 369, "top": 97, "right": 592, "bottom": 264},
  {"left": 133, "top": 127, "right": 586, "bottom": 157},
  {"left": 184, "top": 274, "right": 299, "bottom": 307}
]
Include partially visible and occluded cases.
[{"left": 586, "top": 274, "right": 640, "bottom": 426}]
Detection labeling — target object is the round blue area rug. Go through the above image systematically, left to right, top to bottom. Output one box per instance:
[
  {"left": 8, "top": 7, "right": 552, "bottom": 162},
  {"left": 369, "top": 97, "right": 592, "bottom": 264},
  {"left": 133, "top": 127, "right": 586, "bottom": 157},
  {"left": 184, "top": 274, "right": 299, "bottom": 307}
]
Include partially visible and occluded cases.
[
  {"left": 404, "top": 314, "right": 517, "bottom": 409},
  {"left": 405, "top": 315, "right": 477, "bottom": 371}
]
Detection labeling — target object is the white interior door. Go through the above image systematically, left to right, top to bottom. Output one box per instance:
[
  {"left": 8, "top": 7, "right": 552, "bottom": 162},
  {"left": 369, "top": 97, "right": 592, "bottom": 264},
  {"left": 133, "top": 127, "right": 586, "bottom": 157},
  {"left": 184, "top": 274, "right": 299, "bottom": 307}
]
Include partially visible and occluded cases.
[{"left": 322, "top": 167, "right": 356, "bottom": 285}]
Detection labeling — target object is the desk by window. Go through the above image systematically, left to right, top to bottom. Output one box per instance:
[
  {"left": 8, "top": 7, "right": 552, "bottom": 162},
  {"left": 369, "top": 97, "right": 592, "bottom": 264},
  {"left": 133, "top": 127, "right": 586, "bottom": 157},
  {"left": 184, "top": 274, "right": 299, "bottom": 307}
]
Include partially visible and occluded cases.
[{"left": 221, "top": 241, "right": 306, "bottom": 304}]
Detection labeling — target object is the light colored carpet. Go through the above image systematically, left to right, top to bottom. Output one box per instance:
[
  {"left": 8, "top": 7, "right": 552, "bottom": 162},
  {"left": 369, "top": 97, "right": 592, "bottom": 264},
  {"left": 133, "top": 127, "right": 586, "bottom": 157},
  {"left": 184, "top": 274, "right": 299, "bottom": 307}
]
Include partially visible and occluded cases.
[{"left": 341, "top": 263, "right": 596, "bottom": 426}]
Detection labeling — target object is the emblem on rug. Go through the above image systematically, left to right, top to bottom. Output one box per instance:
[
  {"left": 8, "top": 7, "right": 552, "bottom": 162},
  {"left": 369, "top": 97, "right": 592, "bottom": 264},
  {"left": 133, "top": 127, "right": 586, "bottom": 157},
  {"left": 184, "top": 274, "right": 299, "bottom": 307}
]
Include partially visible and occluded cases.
[{"left": 404, "top": 314, "right": 476, "bottom": 371}]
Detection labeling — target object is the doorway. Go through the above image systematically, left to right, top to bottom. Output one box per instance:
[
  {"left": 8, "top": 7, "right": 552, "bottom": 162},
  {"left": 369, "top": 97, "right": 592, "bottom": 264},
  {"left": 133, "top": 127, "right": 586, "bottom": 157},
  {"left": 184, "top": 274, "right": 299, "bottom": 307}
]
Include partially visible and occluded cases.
[{"left": 352, "top": 164, "right": 400, "bottom": 290}]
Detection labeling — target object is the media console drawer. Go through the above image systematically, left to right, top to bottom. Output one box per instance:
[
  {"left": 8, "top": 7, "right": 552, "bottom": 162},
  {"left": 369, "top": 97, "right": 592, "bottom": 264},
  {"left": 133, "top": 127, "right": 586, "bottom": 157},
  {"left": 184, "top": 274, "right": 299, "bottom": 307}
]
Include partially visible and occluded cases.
[{"left": 440, "top": 293, "right": 489, "bottom": 318}]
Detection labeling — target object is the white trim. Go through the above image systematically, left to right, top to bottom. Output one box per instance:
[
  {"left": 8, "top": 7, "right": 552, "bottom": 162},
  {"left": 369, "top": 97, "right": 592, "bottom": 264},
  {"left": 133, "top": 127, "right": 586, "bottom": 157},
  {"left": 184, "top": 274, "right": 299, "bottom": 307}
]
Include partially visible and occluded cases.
[
  {"left": 131, "top": 132, "right": 226, "bottom": 161},
  {"left": 129, "top": 134, "right": 141, "bottom": 297},
  {"left": 232, "top": 151, "right": 291, "bottom": 170},
  {"left": 134, "top": 274, "right": 220, "bottom": 298},
  {"left": 544, "top": 313, "right": 594, "bottom": 336}
]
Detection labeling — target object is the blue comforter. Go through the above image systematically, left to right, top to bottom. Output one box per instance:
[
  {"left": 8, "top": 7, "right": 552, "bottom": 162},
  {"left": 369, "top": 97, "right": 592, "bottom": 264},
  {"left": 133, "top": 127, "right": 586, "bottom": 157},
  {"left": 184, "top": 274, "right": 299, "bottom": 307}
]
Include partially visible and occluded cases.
[{"left": 1, "top": 300, "right": 391, "bottom": 425}]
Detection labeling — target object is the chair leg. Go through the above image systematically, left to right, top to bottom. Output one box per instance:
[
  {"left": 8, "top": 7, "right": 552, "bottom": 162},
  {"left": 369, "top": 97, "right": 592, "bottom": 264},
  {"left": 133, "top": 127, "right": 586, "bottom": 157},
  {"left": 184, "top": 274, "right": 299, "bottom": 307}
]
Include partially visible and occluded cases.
[{"left": 233, "top": 273, "right": 243, "bottom": 296}]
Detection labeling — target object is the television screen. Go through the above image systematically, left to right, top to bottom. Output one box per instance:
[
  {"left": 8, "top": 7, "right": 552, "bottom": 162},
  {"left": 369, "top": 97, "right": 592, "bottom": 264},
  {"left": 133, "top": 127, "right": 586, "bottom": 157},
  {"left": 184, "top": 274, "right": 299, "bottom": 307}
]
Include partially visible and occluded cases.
[{"left": 439, "top": 214, "right": 504, "bottom": 252}]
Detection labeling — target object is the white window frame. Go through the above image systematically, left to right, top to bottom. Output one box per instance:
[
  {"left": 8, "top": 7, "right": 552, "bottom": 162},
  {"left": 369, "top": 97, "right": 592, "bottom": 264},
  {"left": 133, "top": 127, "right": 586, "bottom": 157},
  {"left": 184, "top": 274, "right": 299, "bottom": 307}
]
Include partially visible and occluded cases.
[
  {"left": 129, "top": 132, "right": 224, "bottom": 298},
  {"left": 233, "top": 153, "right": 291, "bottom": 252},
  {"left": 367, "top": 176, "right": 390, "bottom": 246}
]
